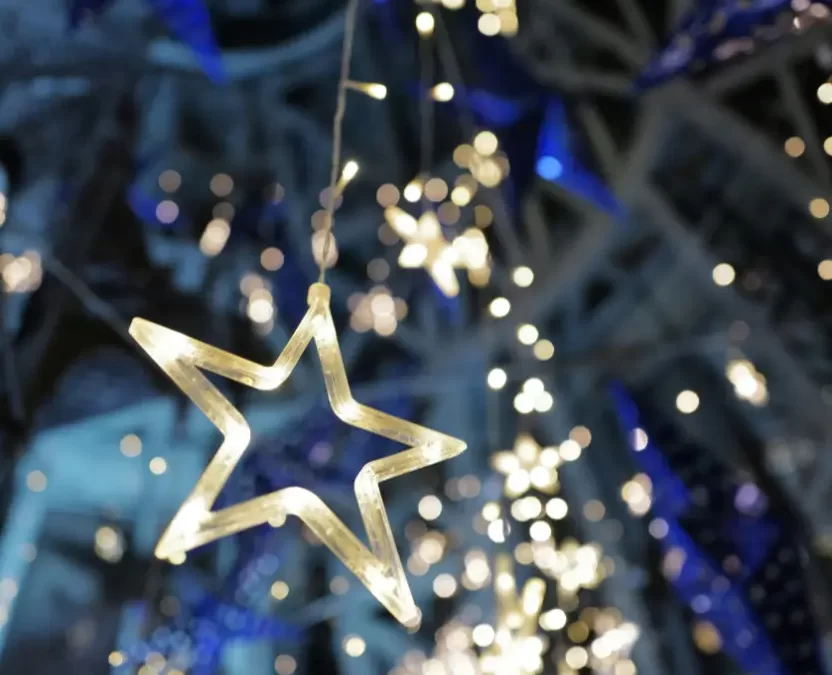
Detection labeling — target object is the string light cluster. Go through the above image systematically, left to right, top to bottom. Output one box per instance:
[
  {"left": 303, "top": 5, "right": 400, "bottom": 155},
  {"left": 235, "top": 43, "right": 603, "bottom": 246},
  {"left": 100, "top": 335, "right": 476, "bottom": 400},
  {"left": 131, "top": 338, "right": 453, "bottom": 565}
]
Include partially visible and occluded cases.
[
  {"left": 475, "top": 0, "right": 519, "bottom": 37},
  {"left": 725, "top": 358, "right": 769, "bottom": 406}
]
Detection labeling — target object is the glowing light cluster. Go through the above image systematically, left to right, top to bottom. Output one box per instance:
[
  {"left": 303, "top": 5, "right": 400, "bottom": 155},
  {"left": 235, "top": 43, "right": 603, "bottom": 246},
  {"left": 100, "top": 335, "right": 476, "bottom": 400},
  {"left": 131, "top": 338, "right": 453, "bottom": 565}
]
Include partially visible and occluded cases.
[
  {"left": 476, "top": 0, "right": 519, "bottom": 37},
  {"left": 384, "top": 206, "right": 491, "bottom": 297},
  {"left": 0, "top": 250, "right": 42, "bottom": 293},
  {"left": 128, "top": 283, "right": 466, "bottom": 628},
  {"left": 348, "top": 285, "right": 408, "bottom": 336},
  {"left": 726, "top": 358, "right": 768, "bottom": 406},
  {"left": 513, "top": 377, "right": 554, "bottom": 414},
  {"left": 492, "top": 434, "right": 561, "bottom": 498},
  {"left": 480, "top": 555, "right": 547, "bottom": 675}
]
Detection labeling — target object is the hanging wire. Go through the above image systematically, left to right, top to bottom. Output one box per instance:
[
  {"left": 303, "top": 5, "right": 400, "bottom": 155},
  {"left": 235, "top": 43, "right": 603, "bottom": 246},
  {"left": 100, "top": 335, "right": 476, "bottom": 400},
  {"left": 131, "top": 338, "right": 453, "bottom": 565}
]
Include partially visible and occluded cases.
[{"left": 319, "top": 0, "right": 361, "bottom": 284}]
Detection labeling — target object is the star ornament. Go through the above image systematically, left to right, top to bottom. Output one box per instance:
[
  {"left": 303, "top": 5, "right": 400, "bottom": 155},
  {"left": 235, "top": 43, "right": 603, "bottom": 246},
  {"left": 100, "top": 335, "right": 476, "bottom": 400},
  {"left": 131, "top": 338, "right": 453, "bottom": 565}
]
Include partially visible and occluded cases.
[
  {"left": 384, "top": 206, "right": 490, "bottom": 297},
  {"left": 128, "top": 283, "right": 466, "bottom": 629}
]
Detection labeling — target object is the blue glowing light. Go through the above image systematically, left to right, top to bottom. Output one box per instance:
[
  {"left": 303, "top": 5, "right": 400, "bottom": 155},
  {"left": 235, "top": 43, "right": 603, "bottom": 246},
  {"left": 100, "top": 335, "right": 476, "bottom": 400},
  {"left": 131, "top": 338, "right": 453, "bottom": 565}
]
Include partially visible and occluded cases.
[{"left": 536, "top": 155, "right": 563, "bottom": 180}]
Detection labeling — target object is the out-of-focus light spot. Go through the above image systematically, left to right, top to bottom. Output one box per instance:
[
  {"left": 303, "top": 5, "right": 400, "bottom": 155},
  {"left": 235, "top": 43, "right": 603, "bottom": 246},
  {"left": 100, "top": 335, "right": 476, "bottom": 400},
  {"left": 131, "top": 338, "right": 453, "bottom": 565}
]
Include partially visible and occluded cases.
[
  {"left": 416, "top": 11, "right": 435, "bottom": 35},
  {"left": 478, "top": 12, "right": 501, "bottom": 35},
  {"left": 432, "top": 82, "right": 455, "bottom": 102},
  {"left": 818, "top": 82, "right": 832, "bottom": 104},
  {"left": 474, "top": 131, "right": 499, "bottom": 156},
  {"left": 784, "top": 137, "right": 805, "bottom": 157},
  {"left": 825, "top": 137, "right": 832, "bottom": 156},
  {"left": 536, "top": 155, "right": 563, "bottom": 180},
  {"left": 158, "top": 170, "right": 181, "bottom": 193},
  {"left": 210, "top": 173, "right": 234, "bottom": 197},
  {"left": 425, "top": 177, "right": 448, "bottom": 202},
  {"left": 403, "top": 180, "right": 423, "bottom": 203},
  {"left": 376, "top": 183, "right": 400, "bottom": 207},
  {"left": 810, "top": 197, "right": 830, "bottom": 219},
  {"left": 156, "top": 200, "right": 179, "bottom": 224},
  {"left": 475, "top": 204, "right": 493, "bottom": 227},
  {"left": 199, "top": 218, "right": 231, "bottom": 257},
  {"left": 261, "top": 247, "right": 284, "bottom": 271},
  {"left": 819, "top": 259, "right": 832, "bottom": 280},
  {"left": 712, "top": 262, "right": 735, "bottom": 286},
  {"left": 512, "top": 266, "right": 534, "bottom": 287},
  {"left": 489, "top": 297, "right": 510, "bottom": 317},
  {"left": 517, "top": 324, "right": 538, "bottom": 345},
  {"left": 533, "top": 339, "right": 555, "bottom": 360},
  {"left": 487, "top": 368, "right": 507, "bottom": 390},
  {"left": 676, "top": 390, "right": 700, "bottom": 414},
  {"left": 570, "top": 425, "right": 592, "bottom": 448},
  {"left": 632, "top": 428, "right": 648, "bottom": 451},
  {"left": 120, "top": 434, "right": 142, "bottom": 457},
  {"left": 559, "top": 439, "right": 581, "bottom": 461},
  {"left": 149, "top": 457, "right": 167, "bottom": 475},
  {"left": 26, "top": 470, "right": 46, "bottom": 492},
  {"left": 418, "top": 495, "right": 443, "bottom": 520},
  {"left": 546, "top": 498, "right": 568, "bottom": 520},
  {"left": 529, "top": 520, "right": 552, "bottom": 541},
  {"left": 433, "top": 573, "right": 457, "bottom": 597},
  {"left": 330, "top": 576, "right": 349, "bottom": 594},
  {"left": 270, "top": 581, "right": 289, "bottom": 600},
  {"left": 540, "top": 608, "right": 567, "bottom": 630},
  {"left": 692, "top": 621, "right": 722, "bottom": 654},
  {"left": 472, "top": 623, "right": 495, "bottom": 647},
  {"left": 343, "top": 635, "right": 366, "bottom": 657},
  {"left": 565, "top": 646, "right": 589, "bottom": 669},
  {"left": 109, "top": 652, "right": 126, "bottom": 667},
  {"left": 275, "top": 654, "right": 297, "bottom": 675}
]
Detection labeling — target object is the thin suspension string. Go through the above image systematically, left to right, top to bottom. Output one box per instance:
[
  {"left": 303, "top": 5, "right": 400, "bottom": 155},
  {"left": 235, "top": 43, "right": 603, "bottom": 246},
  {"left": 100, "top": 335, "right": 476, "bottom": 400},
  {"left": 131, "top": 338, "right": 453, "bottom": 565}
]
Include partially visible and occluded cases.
[
  {"left": 319, "top": 0, "right": 361, "bottom": 284},
  {"left": 418, "top": 12, "right": 435, "bottom": 209}
]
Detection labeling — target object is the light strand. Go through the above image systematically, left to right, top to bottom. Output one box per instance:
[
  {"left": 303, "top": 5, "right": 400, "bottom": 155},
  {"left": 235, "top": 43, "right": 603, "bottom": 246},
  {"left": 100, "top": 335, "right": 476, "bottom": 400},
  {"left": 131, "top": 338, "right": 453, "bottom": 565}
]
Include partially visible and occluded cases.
[{"left": 320, "top": 0, "right": 361, "bottom": 283}]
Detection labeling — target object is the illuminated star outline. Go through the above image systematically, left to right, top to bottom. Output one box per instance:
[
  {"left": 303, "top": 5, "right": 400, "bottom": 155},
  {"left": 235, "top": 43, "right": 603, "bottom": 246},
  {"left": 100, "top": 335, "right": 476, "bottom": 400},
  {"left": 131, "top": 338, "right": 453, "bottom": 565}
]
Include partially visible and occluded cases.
[{"left": 129, "top": 283, "right": 467, "bottom": 628}]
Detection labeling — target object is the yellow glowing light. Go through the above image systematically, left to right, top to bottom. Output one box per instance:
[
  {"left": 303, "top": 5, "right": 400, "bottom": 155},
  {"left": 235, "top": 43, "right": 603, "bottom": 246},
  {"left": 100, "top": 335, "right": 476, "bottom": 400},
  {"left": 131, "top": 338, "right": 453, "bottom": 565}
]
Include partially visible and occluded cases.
[
  {"left": 416, "top": 11, "right": 435, "bottom": 36},
  {"left": 478, "top": 12, "right": 501, "bottom": 36},
  {"left": 346, "top": 81, "right": 387, "bottom": 99},
  {"left": 432, "top": 82, "right": 455, "bottom": 102},
  {"left": 818, "top": 82, "right": 832, "bottom": 104},
  {"left": 474, "top": 131, "right": 499, "bottom": 156},
  {"left": 784, "top": 136, "right": 805, "bottom": 158},
  {"left": 825, "top": 137, "right": 832, "bottom": 156},
  {"left": 403, "top": 179, "right": 423, "bottom": 203},
  {"left": 810, "top": 198, "right": 830, "bottom": 219},
  {"left": 199, "top": 218, "right": 231, "bottom": 257},
  {"left": 819, "top": 260, "right": 832, "bottom": 280},
  {"left": 712, "top": 263, "right": 735, "bottom": 286},
  {"left": 512, "top": 266, "right": 534, "bottom": 287},
  {"left": 129, "top": 284, "right": 466, "bottom": 628},
  {"left": 489, "top": 297, "right": 511, "bottom": 317},
  {"left": 517, "top": 324, "right": 538, "bottom": 345},
  {"left": 532, "top": 340, "right": 555, "bottom": 360},
  {"left": 487, "top": 368, "right": 508, "bottom": 390},
  {"left": 676, "top": 389, "right": 700, "bottom": 414},
  {"left": 149, "top": 457, "right": 167, "bottom": 475},
  {"left": 546, "top": 498, "right": 568, "bottom": 520},
  {"left": 433, "top": 573, "right": 458, "bottom": 597},
  {"left": 270, "top": 580, "right": 289, "bottom": 600},
  {"left": 539, "top": 608, "right": 567, "bottom": 631},
  {"left": 473, "top": 623, "right": 496, "bottom": 646},
  {"left": 343, "top": 635, "right": 366, "bottom": 657},
  {"left": 109, "top": 652, "right": 126, "bottom": 667}
]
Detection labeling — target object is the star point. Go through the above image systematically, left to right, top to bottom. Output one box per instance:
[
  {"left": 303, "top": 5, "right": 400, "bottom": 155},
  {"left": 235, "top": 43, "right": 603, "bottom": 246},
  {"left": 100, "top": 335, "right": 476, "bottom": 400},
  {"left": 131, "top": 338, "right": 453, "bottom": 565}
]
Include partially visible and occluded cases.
[{"left": 129, "top": 282, "right": 466, "bottom": 627}]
